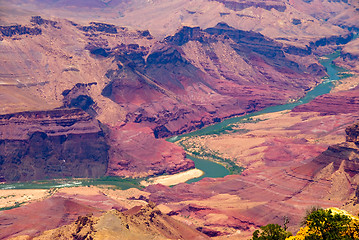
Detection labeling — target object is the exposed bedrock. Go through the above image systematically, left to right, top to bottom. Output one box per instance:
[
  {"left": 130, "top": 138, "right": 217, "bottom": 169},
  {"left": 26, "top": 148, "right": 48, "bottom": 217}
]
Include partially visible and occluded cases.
[
  {"left": 209, "top": 0, "right": 287, "bottom": 12},
  {"left": 101, "top": 24, "right": 320, "bottom": 138},
  {"left": 0, "top": 25, "right": 42, "bottom": 39},
  {"left": 310, "top": 33, "right": 354, "bottom": 48},
  {"left": 335, "top": 37, "right": 359, "bottom": 71},
  {"left": 62, "top": 82, "right": 98, "bottom": 116},
  {"left": 292, "top": 88, "right": 359, "bottom": 114},
  {"left": 0, "top": 109, "right": 108, "bottom": 182},
  {"left": 144, "top": 122, "right": 359, "bottom": 234},
  {"left": 303, "top": 122, "right": 359, "bottom": 177},
  {"left": 346, "top": 122, "right": 359, "bottom": 143},
  {"left": 106, "top": 123, "right": 194, "bottom": 178}
]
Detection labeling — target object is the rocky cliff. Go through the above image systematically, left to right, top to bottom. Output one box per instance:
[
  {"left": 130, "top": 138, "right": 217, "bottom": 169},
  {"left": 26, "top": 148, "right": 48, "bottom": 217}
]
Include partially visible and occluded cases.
[
  {"left": 210, "top": 0, "right": 287, "bottom": 12},
  {"left": 0, "top": 14, "right": 355, "bottom": 179},
  {"left": 101, "top": 23, "right": 321, "bottom": 139},
  {"left": 0, "top": 25, "right": 41, "bottom": 40},
  {"left": 292, "top": 87, "right": 359, "bottom": 114},
  {"left": 0, "top": 109, "right": 108, "bottom": 181},
  {"left": 143, "top": 121, "right": 359, "bottom": 235},
  {"left": 308, "top": 122, "right": 359, "bottom": 176}
]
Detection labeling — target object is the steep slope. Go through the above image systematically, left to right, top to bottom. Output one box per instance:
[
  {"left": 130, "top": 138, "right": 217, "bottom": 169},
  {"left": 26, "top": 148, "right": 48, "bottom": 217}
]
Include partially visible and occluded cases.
[
  {"left": 3, "top": 0, "right": 354, "bottom": 44},
  {"left": 0, "top": 15, "right": 337, "bottom": 179},
  {"left": 101, "top": 22, "right": 322, "bottom": 139},
  {"left": 0, "top": 109, "right": 108, "bottom": 181},
  {"left": 144, "top": 122, "right": 359, "bottom": 237},
  {"left": 0, "top": 187, "right": 148, "bottom": 239}
]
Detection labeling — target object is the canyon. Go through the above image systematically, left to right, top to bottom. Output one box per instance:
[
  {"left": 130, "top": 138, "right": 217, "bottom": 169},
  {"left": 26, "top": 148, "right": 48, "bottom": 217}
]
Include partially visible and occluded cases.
[
  {"left": 0, "top": 0, "right": 358, "bottom": 239},
  {"left": 0, "top": 11, "right": 352, "bottom": 179}
]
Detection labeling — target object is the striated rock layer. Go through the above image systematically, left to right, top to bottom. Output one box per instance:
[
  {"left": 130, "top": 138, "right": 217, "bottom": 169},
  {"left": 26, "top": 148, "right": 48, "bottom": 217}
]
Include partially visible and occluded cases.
[
  {"left": 0, "top": 15, "right": 336, "bottom": 178},
  {"left": 101, "top": 22, "right": 321, "bottom": 139},
  {"left": 292, "top": 87, "right": 359, "bottom": 114},
  {"left": 0, "top": 109, "right": 108, "bottom": 181},
  {"left": 144, "top": 122, "right": 359, "bottom": 236},
  {"left": 107, "top": 123, "right": 194, "bottom": 178}
]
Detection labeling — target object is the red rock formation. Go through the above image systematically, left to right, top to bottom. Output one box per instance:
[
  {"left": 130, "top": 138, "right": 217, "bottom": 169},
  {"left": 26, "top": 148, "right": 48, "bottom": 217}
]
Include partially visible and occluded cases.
[
  {"left": 210, "top": 0, "right": 287, "bottom": 12},
  {"left": 0, "top": 14, "right": 349, "bottom": 179},
  {"left": 102, "top": 23, "right": 321, "bottom": 138},
  {"left": 0, "top": 25, "right": 42, "bottom": 39},
  {"left": 292, "top": 88, "right": 359, "bottom": 114},
  {"left": 0, "top": 109, "right": 108, "bottom": 181},
  {"left": 144, "top": 122, "right": 359, "bottom": 235},
  {"left": 346, "top": 122, "right": 359, "bottom": 143},
  {"left": 107, "top": 123, "right": 194, "bottom": 177},
  {"left": 0, "top": 191, "right": 125, "bottom": 239},
  {"left": 3, "top": 201, "right": 210, "bottom": 240}
]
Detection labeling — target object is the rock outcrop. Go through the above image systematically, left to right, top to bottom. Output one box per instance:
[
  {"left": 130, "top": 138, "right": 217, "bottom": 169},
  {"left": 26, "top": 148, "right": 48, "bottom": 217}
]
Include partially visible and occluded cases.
[
  {"left": 210, "top": 0, "right": 287, "bottom": 12},
  {"left": 0, "top": 15, "right": 351, "bottom": 179},
  {"left": 102, "top": 23, "right": 320, "bottom": 139},
  {"left": 0, "top": 25, "right": 41, "bottom": 39},
  {"left": 310, "top": 33, "right": 354, "bottom": 48},
  {"left": 292, "top": 88, "right": 359, "bottom": 114},
  {"left": 0, "top": 109, "right": 108, "bottom": 181},
  {"left": 144, "top": 121, "right": 359, "bottom": 235},
  {"left": 301, "top": 122, "right": 359, "bottom": 177},
  {"left": 107, "top": 123, "right": 194, "bottom": 178},
  {"left": 346, "top": 123, "right": 359, "bottom": 143},
  {"left": 4, "top": 201, "right": 210, "bottom": 240},
  {"left": 36, "top": 204, "right": 209, "bottom": 240}
]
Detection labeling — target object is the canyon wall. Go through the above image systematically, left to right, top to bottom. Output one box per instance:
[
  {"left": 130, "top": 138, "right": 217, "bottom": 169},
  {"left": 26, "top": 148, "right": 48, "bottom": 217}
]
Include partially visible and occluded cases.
[{"left": 0, "top": 109, "right": 108, "bottom": 181}]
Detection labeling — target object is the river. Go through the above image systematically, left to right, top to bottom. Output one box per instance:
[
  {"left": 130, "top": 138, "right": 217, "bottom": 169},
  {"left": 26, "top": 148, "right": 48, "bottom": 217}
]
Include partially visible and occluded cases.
[
  {"left": 168, "top": 50, "right": 350, "bottom": 183},
  {"left": 0, "top": 52, "right": 349, "bottom": 190}
]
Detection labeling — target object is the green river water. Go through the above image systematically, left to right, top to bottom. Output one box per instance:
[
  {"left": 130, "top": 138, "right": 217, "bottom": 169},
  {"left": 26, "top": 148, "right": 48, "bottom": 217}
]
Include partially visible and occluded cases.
[
  {"left": 168, "top": 50, "right": 350, "bottom": 183},
  {"left": 0, "top": 51, "right": 351, "bottom": 190}
]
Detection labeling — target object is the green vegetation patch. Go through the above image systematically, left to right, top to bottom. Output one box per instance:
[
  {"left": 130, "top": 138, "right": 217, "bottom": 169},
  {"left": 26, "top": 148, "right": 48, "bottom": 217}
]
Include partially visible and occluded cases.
[
  {"left": 338, "top": 72, "right": 354, "bottom": 79},
  {"left": 179, "top": 137, "right": 244, "bottom": 175},
  {"left": 0, "top": 176, "right": 142, "bottom": 190},
  {"left": 81, "top": 176, "right": 142, "bottom": 189},
  {"left": 0, "top": 201, "right": 25, "bottom": 211},
  {"left": 251, "top": 207, "right": 359, "bottom": 240},
  {"left": 251, "top": 224, "right": 292, "bottom": 240}
]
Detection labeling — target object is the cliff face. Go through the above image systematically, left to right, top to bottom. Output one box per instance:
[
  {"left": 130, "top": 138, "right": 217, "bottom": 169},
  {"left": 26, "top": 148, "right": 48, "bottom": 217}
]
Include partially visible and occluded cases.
[
  {"left": 210, "top": 0, "right": 287, "bottom": 12},
  {"left": 0, "top": 14, "right": 354, "bottom": 179},
  {"left": 102, "top": 23, "right": 321, "bottom": 138},
  {"left": 0, "top": 25, "right": 42, "bottom": 39},
  {"left": 293, "top": 87, "right": 359, "bottom": 114},
  {"left": 0, "top": 109, "right": 108, "bottom": 181},
  {"left": 143, "top": 121, "right": 359, "bottom": 235},
  {"left": 310, "top": 122, "right": 359, "bottom": 175},
  {"left": 106, "top": 123, "right": 194, "bottom": 178},
  {"left": 346, "top": 123, "right": 359, "bottom": 143}
]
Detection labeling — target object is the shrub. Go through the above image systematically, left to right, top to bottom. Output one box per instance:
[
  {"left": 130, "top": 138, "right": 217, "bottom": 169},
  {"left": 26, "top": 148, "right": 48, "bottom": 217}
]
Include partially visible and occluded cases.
[{"left": 251, "top": 224, "right": 292, "bottom": 240}]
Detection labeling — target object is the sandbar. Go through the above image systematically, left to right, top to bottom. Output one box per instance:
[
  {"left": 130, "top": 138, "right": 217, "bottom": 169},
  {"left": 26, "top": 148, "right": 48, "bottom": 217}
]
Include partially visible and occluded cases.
[{"left": 141, "top": 168, "right": 204, "bottom": 186}]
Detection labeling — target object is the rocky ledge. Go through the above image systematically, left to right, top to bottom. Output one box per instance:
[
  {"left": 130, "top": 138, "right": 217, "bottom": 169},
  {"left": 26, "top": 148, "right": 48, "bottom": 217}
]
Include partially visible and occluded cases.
[
  {"left": 210, "top": 0, "right": 287, "bottom": 12},
  {"left": 0, "top": 25, "right": 41, "bottom": 40},
  {"left": 292, "top": 87, "right": 359, "bottom": 114},
  {"left": 0, "top": 109, "right": 108, "bottom": 181},
  {"left": 143, "top": 121, "right": 359, "bottom": 235},
  {"left": 106, "top": 123, "right": 194, "bottom": 178}
]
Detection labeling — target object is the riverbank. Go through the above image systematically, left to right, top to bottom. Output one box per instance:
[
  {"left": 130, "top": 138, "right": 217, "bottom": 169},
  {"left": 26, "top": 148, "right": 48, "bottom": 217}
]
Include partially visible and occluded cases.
[
  {"left": 166, "top": 50, "right": 352, "bottom": 183},
  {"left": 140, "top": 168, "right": 204, "bottom": 186}
]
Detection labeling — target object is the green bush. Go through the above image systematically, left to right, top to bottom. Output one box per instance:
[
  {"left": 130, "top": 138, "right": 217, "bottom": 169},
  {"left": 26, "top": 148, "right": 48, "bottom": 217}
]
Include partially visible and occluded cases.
[{"left": 251, "top": 224, "right": 292, "bottom": 240}]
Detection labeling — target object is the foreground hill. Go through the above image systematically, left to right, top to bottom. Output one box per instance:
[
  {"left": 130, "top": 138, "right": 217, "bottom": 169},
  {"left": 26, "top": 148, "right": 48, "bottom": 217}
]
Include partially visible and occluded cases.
[{"left": 17, "top": 204, "right": 210, "bottom": 240}]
